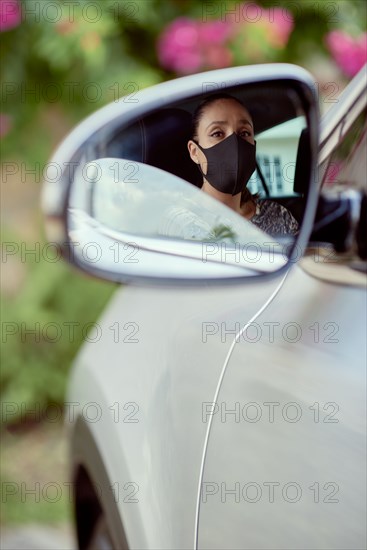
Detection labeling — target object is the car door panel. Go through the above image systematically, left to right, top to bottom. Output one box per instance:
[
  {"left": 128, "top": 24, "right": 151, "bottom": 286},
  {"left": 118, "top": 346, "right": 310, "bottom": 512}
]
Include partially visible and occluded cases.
[
  {"left": 198, "top": 266, "right": 366, "bottom": 549},
  {"left": 69, "top": 275, "right": 287, "bottom": 549}
]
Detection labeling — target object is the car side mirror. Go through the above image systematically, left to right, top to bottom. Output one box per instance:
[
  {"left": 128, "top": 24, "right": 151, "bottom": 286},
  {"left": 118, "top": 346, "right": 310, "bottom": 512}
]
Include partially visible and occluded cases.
[{"left": 42, "top": 64, "right": 320, "bottom": 285}]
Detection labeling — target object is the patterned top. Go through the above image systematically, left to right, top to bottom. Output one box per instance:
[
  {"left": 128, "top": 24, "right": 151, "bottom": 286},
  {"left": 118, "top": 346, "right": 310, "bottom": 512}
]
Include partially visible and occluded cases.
[{"left": 251, "top": 199, "right": 299, "bottom": 236}]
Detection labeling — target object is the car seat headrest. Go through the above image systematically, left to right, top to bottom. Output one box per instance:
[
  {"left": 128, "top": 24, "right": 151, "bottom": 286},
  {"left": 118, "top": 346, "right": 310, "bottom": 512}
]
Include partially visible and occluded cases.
[{"left": 140, "top": 108, "right": 201, "bottom": 186}]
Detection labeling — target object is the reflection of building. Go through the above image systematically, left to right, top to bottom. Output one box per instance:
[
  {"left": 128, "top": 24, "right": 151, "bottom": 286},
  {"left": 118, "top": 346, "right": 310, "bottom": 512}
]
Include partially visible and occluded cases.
[
  {"left": 248, "top": 117, "right": 306, "bottom": 197},
  {"left": 249, "top": 154, "right": 284, "bottom": 195}
]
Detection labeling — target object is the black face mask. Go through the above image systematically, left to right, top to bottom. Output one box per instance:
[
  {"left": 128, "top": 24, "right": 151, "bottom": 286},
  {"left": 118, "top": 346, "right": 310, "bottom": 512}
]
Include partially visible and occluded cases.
[{"left": 195, "top": 133, "right": 257, "bottom": 196}]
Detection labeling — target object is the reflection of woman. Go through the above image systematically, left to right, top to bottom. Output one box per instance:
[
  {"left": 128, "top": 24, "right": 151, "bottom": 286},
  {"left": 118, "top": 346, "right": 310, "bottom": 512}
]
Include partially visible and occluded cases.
[{"left": 187, "top": 93, "right": 299, "bottom": 236}]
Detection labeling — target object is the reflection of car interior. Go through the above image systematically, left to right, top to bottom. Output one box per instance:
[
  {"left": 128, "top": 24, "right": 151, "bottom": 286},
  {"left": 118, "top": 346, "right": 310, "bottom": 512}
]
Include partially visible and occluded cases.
[{"left": 101, "top": 85, "right": 310, "bottom": 224}]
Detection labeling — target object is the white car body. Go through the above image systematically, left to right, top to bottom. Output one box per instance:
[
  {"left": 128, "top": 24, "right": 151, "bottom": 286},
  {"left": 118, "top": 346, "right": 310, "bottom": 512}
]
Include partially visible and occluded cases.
[
  {"left": 43, "top": 64, "right": 366, "bottom": 549},
  {"left": 68, "top": 263, "right": 366, "bottom": 549}
]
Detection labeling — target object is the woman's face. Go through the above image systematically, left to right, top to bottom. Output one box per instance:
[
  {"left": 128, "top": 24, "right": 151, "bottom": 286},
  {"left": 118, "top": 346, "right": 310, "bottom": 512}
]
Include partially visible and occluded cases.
[{"left": 188, "top": 98, "right": 255, "bottom": 169}]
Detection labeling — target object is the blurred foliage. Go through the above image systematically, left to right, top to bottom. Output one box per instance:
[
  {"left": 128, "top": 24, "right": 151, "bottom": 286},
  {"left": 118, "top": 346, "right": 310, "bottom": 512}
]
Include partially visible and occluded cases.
[
  {"left": 0, "top": 0, "right": 366, "bottom": 425},
  {"left": 1, "top": 0, "right": 366, "bottom": 152},
  {"left": 1, "top": 0, "right": 168, "bottom": 162},
  {"left": 0, "top": 229, "right": 115, "bottom": 426}
]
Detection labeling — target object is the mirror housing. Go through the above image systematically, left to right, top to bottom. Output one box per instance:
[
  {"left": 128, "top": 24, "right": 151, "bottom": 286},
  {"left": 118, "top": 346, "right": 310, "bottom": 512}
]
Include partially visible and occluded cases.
[{"left": 42, "top": 64, "right": 320, "bottom": 285}]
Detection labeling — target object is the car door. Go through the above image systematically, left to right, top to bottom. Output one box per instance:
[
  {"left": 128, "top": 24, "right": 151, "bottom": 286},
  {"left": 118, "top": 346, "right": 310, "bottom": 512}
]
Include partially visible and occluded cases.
[
  {"left": 198, "top": 73, "right": 366, "bottom": 549},
  {"left": 198, "top": 267, "right": 366, "bottom": 549},
  {"left": 69, "top": 269, "right": 288, "bottom": 549}
]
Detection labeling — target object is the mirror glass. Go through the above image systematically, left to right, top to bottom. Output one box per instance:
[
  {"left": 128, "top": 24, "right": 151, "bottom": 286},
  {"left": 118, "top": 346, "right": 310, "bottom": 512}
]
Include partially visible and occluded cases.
[{"left": 68, "top": 81, "right": 311, "bottom": 274}]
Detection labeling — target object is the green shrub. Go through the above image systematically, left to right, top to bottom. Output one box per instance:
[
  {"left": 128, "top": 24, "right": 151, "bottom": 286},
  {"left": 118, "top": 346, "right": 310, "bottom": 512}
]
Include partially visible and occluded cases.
[{"left": 1, "top": 231, "right": 115, "bottom": 427}]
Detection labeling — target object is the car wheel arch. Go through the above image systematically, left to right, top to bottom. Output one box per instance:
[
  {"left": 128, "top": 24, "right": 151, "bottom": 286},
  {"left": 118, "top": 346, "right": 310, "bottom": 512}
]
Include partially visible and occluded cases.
[{"left": 72, "top": 416, "right": 129, "bottom": 549}]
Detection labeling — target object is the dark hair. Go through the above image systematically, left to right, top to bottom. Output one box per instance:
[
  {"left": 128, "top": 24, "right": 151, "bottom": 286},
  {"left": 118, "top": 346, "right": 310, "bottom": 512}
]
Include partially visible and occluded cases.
[
  {"left": 191, "top": 93, "right": 251, "bottom": 140},
  {"left": 191, "top": 93, "right": 257, "bottom": 205}
]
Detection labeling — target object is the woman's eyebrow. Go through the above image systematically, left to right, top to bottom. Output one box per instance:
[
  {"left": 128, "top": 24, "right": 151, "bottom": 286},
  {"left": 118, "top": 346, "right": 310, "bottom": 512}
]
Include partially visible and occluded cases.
[
  {"left": 206, "top": 118, "right": 253, "bottom": 130},
  {"left": 239, "top": 118, "right": 254, "bottom": 128},
  {"left": 205, "top": 120, "right": 227, "bottom": 130}
]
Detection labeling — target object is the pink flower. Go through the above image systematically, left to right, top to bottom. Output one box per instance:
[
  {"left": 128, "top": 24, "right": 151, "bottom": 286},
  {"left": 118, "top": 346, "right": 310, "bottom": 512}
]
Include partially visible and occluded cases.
[
  {"left": 0, "top": 0, "right": 21, "bottom": 32},
  {"left": 232, "top": 3, "right": 294, "bottom": 49},
  {"left": 157, "top": 6, "right": 294, "bottom": 74},
  {"left": 265, "top": 7, "right": 294, "bottom": 48},
  {"left": 157, "top": 17, "right": 233, "bottom": 74},
  {"left": 157, "top": 18, "right": 203, "bottom": 73},
  {"left": 199, "top": 20, "right": 233, "bottom": 45},
  {"left": 326, "top": 30, "right": 367, "bottom": 77},
  {"left": 205, "top": 44, "right": 233, "bottom": 69},
  {"left": 0, "top": 113, "right": 12, "bottom": 138}
]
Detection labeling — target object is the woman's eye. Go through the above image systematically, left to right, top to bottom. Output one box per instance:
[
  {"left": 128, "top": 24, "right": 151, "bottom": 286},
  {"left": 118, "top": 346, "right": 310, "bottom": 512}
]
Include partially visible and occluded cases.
[
  {"left": 210, "top": 130, "right": 223, "bottom": 138},
  {"left": 239, "top": 130, "right": 251, "bottom": 138}
]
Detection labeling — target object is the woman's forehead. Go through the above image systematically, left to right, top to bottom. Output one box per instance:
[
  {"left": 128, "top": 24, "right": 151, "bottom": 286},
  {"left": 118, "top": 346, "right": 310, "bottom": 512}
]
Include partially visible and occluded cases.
[{"left": 199, "top": 99, "right": 252, "bottom": 126}]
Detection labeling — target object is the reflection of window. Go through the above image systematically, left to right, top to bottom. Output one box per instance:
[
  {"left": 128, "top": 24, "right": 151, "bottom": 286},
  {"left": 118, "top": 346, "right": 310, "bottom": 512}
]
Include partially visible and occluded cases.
[
  {"left": 320, "top": 108, "right": 367, "bottom": 191},
  {"left": 248, "top": 116, "right": 306, "bottom": 198},
  {"left": 249, "top": 155, "right": 284, "bottom": 196},
  {"left": 263, "top": 156, "right": 271, "bottom": 187},
  {"left": 275, "top": 157, "right": 282, "bottom": 193}
]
